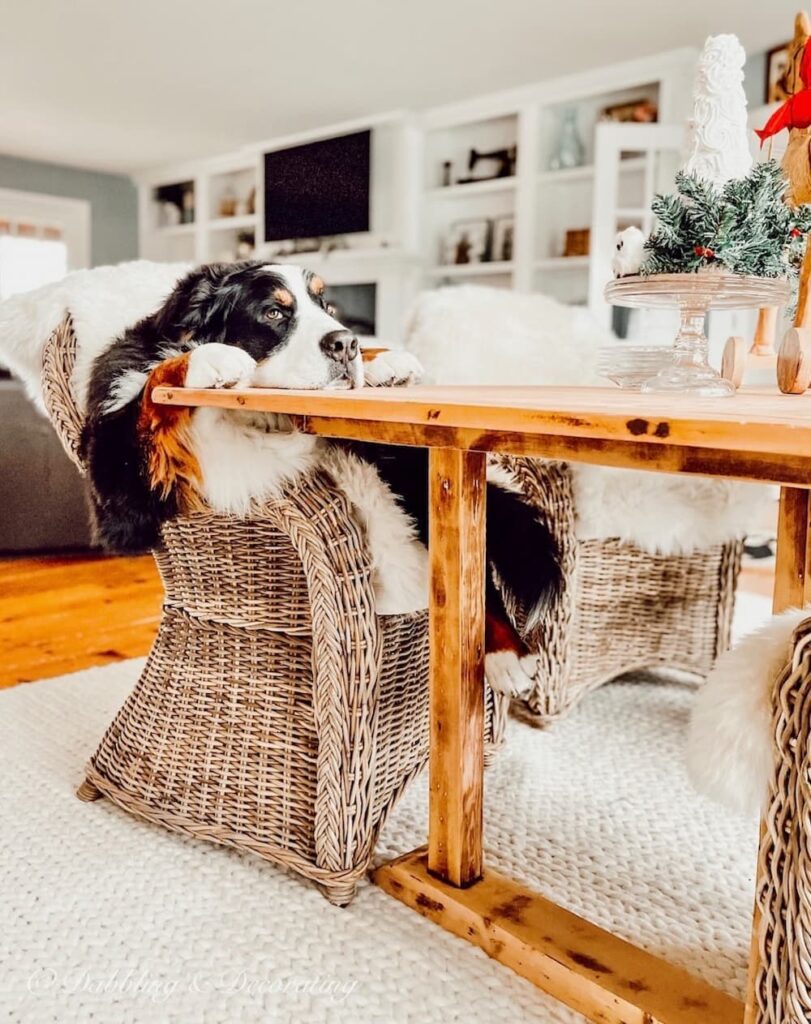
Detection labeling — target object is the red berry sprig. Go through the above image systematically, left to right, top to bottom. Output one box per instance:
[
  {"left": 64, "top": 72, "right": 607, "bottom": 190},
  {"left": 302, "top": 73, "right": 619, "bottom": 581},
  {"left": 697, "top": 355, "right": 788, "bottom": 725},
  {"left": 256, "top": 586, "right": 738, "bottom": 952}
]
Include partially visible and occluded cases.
[
  {"left": 791, "top": 227, "right": 803, "bottom": 239},
  {"left": 694, "top": 245, "right": 715, "bottom": 259}
]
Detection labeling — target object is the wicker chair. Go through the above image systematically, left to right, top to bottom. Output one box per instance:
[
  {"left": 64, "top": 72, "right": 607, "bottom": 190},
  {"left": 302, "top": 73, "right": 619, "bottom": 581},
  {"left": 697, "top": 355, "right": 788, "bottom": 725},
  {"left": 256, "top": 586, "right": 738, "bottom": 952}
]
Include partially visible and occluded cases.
[
  {"left": 41, "top": 316, "right": 506, "bottom": 906},
  {"left": 493, "top": 456, "right": 743, "bottom": 725},
  {"left": 752, "top": 615, "right": 811, "bottom": 1023}
]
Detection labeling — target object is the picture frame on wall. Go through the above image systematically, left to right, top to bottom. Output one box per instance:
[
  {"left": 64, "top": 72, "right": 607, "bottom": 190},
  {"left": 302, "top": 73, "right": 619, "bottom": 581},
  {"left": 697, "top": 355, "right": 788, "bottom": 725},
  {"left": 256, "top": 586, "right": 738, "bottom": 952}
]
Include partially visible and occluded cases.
[
  {"left": 766, "top": 41, "right": 793, "bottom": 103},
  {"left": 492, "top": 215, "right": 514, "bottom": 263},
  {"left": 442, "top": 218, "right": 491, "bottom": 265}
]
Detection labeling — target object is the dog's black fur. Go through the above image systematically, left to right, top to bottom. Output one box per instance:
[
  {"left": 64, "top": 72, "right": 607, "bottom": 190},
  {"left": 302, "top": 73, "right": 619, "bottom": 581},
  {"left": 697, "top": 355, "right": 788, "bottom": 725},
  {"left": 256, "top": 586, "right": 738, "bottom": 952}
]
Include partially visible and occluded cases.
[
  {"left": 81, "top": 260, "right": 560, "bottom": 623},
  {"left": 343, "top": 440, "right": 560, "bottom": 632}
]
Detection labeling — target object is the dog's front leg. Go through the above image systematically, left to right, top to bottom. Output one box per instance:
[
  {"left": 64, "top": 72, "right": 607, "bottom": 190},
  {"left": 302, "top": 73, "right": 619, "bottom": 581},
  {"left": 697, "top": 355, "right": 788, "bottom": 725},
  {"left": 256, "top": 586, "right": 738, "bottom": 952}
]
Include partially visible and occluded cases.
[
  {"left": 182, "top": 342, "right": 257, "bottom": 390},
  {"left": 139, "top": 343, "right": 256, "bottom": 504},
  {"left": 362, "top": 349, "right": 424, "bottom": 387}
]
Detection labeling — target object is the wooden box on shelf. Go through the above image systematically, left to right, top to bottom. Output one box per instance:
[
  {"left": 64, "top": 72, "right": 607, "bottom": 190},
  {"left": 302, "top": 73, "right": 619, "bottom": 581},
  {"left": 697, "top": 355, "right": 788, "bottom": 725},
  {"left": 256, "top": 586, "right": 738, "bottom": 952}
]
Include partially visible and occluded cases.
[{"left": 563, "top": 228, "right": 590, "bottom": 257}]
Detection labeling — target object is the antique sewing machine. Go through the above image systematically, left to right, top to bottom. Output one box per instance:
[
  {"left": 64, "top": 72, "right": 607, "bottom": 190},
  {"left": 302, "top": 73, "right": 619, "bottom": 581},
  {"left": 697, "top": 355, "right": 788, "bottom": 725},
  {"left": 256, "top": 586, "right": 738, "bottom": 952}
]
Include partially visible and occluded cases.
[{"left": 455, "top": 145, "right": 517, "bottom": 184}]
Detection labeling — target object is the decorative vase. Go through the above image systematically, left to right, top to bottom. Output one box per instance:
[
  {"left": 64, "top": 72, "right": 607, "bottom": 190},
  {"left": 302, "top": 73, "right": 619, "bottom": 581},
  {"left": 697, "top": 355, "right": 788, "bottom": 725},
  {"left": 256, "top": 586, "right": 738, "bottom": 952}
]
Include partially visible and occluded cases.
[{"left": 549, "top": 109, "right": 585, "bottom": 171}]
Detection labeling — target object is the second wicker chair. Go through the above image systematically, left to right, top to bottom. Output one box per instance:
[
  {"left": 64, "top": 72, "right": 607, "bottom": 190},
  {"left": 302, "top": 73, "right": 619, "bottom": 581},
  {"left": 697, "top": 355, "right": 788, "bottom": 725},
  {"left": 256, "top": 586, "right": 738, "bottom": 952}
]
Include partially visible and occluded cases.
[{"left": 493, "top": 455, "right": 742, "bottom": 725}]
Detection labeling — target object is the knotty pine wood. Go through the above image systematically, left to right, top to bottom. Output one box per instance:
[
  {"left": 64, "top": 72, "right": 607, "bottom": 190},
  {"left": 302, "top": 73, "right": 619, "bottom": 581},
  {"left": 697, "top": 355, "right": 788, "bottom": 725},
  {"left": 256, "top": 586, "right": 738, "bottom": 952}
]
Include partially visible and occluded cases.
[
  {"left": 153, "top": 383, "right": 811, "bottom": 462},
  {"left": 290, "top": 414, "right": 811, "bottom": 488},
  {"left": 428, "top": 448, "right": 486, "bottom": 886},
  {"left": 771, "top": 488, "right": 811, "bottom": 613},
  {"left": 0, "top": 553, "right": 161, "bottom": 688},
  {"left": 373, "top": 848, "right": 744, "bottom": 1024}
]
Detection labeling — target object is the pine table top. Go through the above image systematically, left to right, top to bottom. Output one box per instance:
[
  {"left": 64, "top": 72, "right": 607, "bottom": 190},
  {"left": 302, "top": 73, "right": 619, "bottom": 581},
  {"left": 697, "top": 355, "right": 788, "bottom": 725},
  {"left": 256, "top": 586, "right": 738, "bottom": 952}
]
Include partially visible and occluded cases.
[{"left": 153, "top": 384, "right": 811, "bottom": 466}]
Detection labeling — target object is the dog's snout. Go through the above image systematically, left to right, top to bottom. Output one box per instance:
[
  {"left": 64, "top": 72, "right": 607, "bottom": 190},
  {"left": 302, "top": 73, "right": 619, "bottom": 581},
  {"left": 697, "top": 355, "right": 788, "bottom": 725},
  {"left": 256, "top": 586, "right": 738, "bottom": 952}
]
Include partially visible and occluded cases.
[{"left": 320, "top": 330, "right": 358, "bottom": 366}]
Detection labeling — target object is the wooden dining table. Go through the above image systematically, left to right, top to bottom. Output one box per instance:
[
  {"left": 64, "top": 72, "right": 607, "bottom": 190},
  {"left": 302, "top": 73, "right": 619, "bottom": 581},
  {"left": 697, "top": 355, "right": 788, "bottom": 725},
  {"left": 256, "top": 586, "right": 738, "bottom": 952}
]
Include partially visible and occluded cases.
[{"left": 153, "top": 382, "right": 811, "bottom": 1024}]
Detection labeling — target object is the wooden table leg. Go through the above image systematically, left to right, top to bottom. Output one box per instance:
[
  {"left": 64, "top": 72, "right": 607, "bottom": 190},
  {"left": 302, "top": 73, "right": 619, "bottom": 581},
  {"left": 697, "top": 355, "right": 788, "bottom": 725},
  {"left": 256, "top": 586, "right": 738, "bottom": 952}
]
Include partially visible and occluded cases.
[
  {"left": 374, "top": 445, "right": 742, "bottom": 1023},
  {"left": 426, "top": 447, "right": 486, "bottom": 886},
  {"left": 744, "top": 486, "right": 811, "bottom": 1024},
  {"left": 770, "top": 487, "right": 811, "bottom": 613}
]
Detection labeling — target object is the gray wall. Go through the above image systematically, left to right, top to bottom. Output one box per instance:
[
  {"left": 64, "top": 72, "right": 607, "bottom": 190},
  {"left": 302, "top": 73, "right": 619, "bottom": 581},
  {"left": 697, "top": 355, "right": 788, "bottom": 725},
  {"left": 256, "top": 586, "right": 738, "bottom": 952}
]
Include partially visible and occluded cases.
[
  {"left": 744, "top": 51, "right": 768, "bottom": 110},
  {"left": 0, "top": 153, "right": 138, "bottom": 266}
]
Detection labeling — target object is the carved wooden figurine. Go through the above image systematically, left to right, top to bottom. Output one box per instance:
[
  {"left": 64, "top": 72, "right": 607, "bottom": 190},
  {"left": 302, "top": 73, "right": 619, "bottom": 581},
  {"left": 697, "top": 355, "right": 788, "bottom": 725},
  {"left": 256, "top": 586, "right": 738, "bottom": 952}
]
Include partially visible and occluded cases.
[
  {"left": 722, "top": 11, "right": 811, "bottom": 393},
  {"left": 774, "top": 12, "right": 811, "bottom": 394}
]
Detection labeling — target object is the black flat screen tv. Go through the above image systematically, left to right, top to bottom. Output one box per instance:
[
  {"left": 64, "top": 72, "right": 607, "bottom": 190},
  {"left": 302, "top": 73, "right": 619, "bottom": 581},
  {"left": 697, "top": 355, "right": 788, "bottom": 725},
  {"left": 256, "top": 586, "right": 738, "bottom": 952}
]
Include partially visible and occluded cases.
[{"left": 264, "top": 130, "right": 371, "bottom": 242}]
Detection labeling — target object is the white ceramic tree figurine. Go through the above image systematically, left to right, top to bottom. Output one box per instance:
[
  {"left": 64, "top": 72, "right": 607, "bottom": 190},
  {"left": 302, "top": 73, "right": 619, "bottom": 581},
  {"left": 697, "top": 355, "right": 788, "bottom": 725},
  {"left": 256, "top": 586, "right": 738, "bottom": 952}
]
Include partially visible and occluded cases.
[{"left": 682, "top": 34, "right": 752, "bottom": 189}]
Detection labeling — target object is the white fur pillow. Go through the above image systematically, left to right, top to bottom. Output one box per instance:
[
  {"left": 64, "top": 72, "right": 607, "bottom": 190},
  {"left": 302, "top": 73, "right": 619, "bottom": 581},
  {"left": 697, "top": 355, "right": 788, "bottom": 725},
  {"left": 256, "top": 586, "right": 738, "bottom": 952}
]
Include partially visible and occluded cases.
[
  {"left": 404, "top": 284, "right": 609, "bottom": 388},
  {"left": 403, "top": 285, "right": 769, "bottom": 554},
  {"left": 570, "top": 466, "right": 768, "bottom": 555},
  {"left": 687, "top": 609, "right": 809, "bottom": 814}
]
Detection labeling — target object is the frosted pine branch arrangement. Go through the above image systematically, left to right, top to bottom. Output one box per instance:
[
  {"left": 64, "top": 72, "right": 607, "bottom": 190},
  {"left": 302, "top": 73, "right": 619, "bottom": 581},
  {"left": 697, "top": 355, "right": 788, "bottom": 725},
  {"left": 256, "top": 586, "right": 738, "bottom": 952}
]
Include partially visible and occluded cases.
[{"left": 641, "top": 161, "right": 811, "bottom": 285}]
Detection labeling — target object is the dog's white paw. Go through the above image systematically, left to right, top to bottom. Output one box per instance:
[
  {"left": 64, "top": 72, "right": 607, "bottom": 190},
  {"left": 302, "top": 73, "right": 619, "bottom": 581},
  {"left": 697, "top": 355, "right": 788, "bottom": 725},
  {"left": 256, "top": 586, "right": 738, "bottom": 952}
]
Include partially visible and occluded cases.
[
  {"left": 185, "top": 343, "right": 256, "bottom": 389},
  {"left": 364, "top": 350, "right": 423, "bottom": 387},
  {"left": 485, "top": 651, "right": 539, "bottom": 698}
]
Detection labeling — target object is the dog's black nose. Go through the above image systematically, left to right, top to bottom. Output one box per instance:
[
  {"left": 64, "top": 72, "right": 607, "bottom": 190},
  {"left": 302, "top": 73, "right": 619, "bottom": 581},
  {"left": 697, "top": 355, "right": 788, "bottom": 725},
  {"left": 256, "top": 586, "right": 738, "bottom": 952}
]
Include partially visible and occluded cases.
[{"left": 320, "top": 330, "right": 358, "bottom": 366}]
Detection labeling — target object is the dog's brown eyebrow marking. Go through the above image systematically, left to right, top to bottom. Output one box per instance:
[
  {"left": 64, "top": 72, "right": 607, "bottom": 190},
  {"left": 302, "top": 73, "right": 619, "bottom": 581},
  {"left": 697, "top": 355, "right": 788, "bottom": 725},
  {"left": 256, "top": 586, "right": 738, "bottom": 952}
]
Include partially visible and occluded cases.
[
  {"left": 308, "top": 275, "right": 325, "bottom": 296},
  {"left": 273, "top": 287, "right": 294, "bottom": 307}
]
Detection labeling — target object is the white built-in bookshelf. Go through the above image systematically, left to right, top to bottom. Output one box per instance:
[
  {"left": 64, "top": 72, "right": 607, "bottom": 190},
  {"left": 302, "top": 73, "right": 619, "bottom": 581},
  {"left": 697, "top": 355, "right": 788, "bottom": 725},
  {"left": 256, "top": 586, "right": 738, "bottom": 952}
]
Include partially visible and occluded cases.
[
  {"left": 136, "top": 48, "right": 696, "bottom": 335},
  {"left": 139, "top": 153, "right": 262, "bottom": 266}
]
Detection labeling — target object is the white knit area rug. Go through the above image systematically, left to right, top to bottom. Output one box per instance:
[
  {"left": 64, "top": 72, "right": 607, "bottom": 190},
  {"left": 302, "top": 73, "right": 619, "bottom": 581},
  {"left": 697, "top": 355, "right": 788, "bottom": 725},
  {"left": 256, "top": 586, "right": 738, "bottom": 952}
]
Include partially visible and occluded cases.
[{"left": 0, "top": 594, "right": 770, "bottom": 1024}]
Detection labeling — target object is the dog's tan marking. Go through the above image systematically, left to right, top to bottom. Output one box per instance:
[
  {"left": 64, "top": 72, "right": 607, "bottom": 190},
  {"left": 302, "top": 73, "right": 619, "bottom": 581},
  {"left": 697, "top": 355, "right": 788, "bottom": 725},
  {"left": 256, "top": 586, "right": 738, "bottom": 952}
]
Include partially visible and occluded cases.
[
  {"left": 308, "top": 275, "right": 325, "bottom": 297},
  {"left": 273, "top": 287, "right": 294, "bottom": 307},
  {"left": 138, "top": 353, "right": 204, "bottom": 510},
  {"left": 485, "top": 607, "right": 527, "bottom": 656}
]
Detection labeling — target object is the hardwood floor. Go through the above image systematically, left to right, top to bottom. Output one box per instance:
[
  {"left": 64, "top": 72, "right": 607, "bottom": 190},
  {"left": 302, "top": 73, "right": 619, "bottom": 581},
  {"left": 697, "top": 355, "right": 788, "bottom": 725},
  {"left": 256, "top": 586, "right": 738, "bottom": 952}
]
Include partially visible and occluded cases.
[
  {"left": 0, "top": 552, "right": 770, "bottom": 690},
  {"left": 0, "top": 553, "right": 161, "bottom": 688}
]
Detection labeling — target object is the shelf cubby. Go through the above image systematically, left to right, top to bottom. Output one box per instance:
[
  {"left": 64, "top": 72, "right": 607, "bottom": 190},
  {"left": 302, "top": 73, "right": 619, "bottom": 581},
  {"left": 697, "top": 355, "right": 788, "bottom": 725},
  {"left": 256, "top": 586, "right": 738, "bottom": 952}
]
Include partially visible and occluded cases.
[{"left": 208, "top": 166, "right": 257, "bottom": 223}]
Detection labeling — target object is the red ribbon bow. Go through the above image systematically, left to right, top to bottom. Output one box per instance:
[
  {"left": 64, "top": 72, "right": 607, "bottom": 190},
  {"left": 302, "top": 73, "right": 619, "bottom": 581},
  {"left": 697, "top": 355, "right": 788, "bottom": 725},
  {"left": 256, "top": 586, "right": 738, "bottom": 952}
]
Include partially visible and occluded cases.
[{"left": 756, "top": 37, "right": 811, "bottom": 144}]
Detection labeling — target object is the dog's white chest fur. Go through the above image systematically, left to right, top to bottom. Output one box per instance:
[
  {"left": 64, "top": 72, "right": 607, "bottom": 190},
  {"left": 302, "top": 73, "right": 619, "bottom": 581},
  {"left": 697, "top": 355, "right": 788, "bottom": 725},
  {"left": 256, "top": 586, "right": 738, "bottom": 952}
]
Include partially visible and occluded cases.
[{"left": 191, "top": 407, "right": 322, "bottom": 515}]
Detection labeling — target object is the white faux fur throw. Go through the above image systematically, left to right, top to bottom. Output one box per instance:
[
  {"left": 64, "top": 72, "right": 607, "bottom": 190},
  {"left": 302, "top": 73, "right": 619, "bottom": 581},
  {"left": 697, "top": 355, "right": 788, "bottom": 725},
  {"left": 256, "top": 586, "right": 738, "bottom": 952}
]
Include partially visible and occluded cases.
[
  {"left": 0, "top": 260, "right": 190, "bottom": 413},
  {"left": 403, "top": 285, "right": 769, "bottom": 554},
  {"left": 687, "top": 609, "right": 809, "bottom": 814}
]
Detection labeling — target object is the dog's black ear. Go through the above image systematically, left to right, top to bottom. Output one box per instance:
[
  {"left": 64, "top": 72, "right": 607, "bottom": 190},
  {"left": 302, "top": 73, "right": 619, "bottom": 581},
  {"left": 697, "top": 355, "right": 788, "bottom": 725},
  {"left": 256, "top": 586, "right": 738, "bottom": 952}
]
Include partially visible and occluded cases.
[{"left": 152, "top": 263, "right": 234, "bottom": 342}]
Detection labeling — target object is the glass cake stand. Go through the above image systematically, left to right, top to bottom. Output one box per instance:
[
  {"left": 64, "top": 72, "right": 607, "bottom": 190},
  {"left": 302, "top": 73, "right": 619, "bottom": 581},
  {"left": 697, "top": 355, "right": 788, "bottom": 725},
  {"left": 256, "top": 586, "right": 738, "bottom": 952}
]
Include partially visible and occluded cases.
[{"left": 604, "top": 273, "right": 791, "bottom": 397}]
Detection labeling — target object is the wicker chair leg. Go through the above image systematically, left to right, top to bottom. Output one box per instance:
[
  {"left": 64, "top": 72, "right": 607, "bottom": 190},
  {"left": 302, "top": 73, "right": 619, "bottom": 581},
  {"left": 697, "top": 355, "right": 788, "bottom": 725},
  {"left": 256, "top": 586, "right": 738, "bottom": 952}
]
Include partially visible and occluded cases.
[
  {"left": 509, "top": 698, "right": 557, "bottom": 729},
  {"left": 76, "top": 777, "right": 103, "bottom": 802},
  {"left": 320, "top": 881, "right": 357, "bottom": 907}
]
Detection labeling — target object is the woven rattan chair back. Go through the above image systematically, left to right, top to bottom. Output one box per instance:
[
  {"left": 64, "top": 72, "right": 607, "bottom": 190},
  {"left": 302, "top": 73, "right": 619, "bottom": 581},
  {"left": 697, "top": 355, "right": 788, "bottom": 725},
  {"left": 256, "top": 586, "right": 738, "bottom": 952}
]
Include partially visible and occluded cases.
[{"left": 750, "top": 616, "right": 811, "bottom": 1023}]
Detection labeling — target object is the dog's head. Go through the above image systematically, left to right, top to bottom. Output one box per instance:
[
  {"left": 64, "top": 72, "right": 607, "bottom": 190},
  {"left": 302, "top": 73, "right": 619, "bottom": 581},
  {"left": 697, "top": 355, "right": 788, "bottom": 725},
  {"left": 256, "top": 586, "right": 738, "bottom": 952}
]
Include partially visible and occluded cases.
[{"left": 155, "top": 260, "right": 362, "bottom": 389}]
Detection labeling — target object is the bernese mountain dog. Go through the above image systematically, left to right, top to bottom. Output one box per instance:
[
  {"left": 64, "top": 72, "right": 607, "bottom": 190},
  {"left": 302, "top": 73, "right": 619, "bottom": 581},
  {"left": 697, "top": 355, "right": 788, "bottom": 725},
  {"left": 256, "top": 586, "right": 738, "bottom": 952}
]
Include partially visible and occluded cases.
[{"left": 81, "top": 260, "right": 560, "bottom": 695}]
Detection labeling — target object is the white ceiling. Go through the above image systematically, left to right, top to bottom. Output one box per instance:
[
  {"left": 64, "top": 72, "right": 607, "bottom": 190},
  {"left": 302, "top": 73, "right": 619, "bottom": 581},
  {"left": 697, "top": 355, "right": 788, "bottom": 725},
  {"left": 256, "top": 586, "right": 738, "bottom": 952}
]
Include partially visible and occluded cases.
[{"left": 0, "top": 0, "right": 799, "bottom": 176}]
